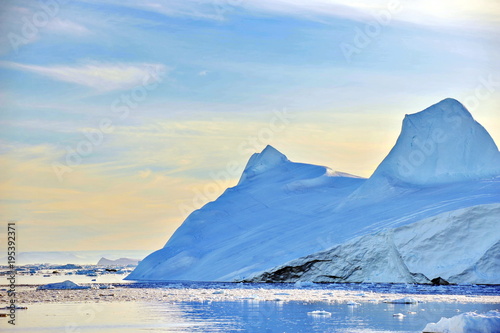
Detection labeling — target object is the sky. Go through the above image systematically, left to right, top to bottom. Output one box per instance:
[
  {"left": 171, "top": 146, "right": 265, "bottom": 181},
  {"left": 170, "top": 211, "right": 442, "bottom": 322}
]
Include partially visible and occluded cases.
[{"left": 0, "top": 0, "right": 499, "bottom": 252}]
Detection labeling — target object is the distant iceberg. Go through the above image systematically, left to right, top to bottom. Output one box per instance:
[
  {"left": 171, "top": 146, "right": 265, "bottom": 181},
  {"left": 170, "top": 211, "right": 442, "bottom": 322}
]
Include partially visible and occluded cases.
[{"left": 37, "top": 280, "right": 90, "bottom": 290}]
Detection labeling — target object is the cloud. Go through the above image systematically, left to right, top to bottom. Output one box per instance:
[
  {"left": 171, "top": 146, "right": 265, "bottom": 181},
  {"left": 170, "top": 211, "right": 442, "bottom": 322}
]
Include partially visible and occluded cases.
[
  {"left": 81, "top": 0, "right": 233, "bottom": 20},
  {"left": 89, "top": 0, "right": 500, "bottom": 29},
  {"left": 243, "top": 0, "right": 500, "bottom": 29},
  {"left": 0, "top": 1, "right": 94, "bottom": 55},
  {"left": 47, "top": 18, "right": 91, "bottom": 35},
  {"left": 0, "top": 61, "right": 168, "bottom": 92}
]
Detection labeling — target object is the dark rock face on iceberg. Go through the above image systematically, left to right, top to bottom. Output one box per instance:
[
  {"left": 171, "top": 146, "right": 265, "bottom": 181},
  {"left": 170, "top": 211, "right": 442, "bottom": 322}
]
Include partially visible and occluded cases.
[{"left": 431, "top": 277, "right": 450, "bottom": 286}]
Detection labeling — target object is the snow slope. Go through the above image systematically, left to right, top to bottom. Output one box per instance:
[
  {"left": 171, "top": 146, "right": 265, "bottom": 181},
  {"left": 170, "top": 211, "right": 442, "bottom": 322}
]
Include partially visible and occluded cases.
[
  {"left": 127, "top": 98, "right": 500, "bottom": 283},
  {"left": 247, "top": 204, "right": 500, "bottom": 284}
]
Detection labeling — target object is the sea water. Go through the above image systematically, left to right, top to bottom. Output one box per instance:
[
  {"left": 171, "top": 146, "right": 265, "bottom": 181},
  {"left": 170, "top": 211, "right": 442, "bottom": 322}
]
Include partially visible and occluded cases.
[
  {"left": 1, "top": 282, "right": 499, "bottom": 332},
  {"left": 1, "top": 298, "right": 499, "bottom": 332}
]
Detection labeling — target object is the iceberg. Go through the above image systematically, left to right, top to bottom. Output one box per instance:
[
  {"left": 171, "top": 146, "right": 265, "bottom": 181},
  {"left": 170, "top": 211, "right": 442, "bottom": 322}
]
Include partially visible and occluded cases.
[
  {"left": 127, "top": 98, "right": 500, "bottom": 283},
  {"left": 37, "top": 280, "right": 90, "bottom": 290}
]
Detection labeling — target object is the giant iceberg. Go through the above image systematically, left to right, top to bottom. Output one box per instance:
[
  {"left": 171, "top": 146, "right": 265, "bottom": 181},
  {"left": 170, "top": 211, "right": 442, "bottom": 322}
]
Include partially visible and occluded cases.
[{"left": 127, "top": 98, "right": 500, "bottom": 283}]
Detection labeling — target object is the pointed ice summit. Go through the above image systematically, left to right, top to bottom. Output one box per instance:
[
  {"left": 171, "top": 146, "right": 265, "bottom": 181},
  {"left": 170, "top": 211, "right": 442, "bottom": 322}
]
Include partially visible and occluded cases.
[
  {"left": 338, "top": 98, "right": 500, "bottom": 206},
  {"left": 374, "top": 98, "right": 500, "bottom": 185},
  {"left": 126, "top": 145, "right": 363, "bottom": 282},
  {"left": 238, "top": 145, "right": 289, "bottom": 185}
]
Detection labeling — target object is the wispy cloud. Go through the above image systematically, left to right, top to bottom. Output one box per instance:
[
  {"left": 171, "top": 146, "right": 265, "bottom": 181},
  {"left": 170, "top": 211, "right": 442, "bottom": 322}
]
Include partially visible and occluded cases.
[
  {"left": 81, "top": 0, "right": 233, "bottom": 20},
  {"left": 84, "top": 0, "right": 500, "bottom": 28},
  {"left": 246, "top": 0, "right": 499, "bottom": 22},
  {"left": 0, "top": 1, "right": 94, "bottom": 55},
  {"left": 47, "top": 18, "right": 91, "bottom": 36},
  {"left": 0, "top": 61, "right": 168, "bottom": 92}
]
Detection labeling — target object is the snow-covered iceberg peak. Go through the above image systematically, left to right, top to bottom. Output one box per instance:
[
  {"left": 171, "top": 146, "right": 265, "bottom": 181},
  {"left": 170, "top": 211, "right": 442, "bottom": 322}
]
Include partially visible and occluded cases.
[
  {"left": 372, "top": 98, "right": 500, "bottom": 185},
  {"left": 238, "top": 145, "right": 290, "bottom": 185}
]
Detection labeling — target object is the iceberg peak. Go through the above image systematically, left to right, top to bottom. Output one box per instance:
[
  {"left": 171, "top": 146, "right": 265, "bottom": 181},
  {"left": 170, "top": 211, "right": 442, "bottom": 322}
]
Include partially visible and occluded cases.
[
  {"left": 337, "top": 98, "right": 500, "bottom": 207},
  {"left": 372, "top": 98, "right": 500, "bottom": 185},
  {"left": 402, "top": 98, "right": 472, "bottom": 132},
  {"left": 261, "top": 144, "right": 287, "bottom": 159},
  {"left": 238, "top": 145, "right": 289, "bottom": 185}
]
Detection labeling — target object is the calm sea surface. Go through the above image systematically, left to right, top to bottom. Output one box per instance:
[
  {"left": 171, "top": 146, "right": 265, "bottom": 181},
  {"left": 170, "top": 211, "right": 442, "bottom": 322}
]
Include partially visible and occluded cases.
[{"left": 1, "top": 281, "right": 499, "bottom": 332}]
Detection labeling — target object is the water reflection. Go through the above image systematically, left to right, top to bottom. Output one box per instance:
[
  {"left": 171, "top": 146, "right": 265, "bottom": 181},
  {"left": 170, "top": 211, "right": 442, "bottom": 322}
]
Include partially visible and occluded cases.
[
  {"left": 1, "top": 300, "right": 498, "bottom": 332},
  {"left": 174, "top": 300, "right": 498, "bottom": 333}
]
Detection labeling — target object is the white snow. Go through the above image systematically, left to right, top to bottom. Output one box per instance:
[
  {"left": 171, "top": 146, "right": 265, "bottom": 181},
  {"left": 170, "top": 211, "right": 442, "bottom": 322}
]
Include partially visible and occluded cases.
[
  {"left": 128, "top": 98, "right": 500, "bottom": 283},
  {"left": 37, "top": 280, "right": 90, "bottom": 290},
  {"left": 422, "top": 310, "right": 500, "bottom": 333}
]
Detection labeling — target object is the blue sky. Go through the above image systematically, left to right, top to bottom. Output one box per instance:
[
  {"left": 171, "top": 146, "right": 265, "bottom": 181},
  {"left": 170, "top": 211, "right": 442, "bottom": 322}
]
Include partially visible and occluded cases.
[{"left": 1, "top": 0, "right": 499, "bottom": 251}]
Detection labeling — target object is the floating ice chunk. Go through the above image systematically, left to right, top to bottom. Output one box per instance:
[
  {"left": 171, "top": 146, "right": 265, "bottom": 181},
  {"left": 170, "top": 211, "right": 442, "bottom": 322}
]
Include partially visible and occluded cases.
[
  {"left": 385, "top": 297, "right": 419, "bottom": 304},
  {"left": 346, "top": 301, "right": 360, "bottom": 306},
  {"left": 307, "top": 310, "right": 332, "bottom": 317},
  {"left": 422, "top": 310, "right": 500, "bottom": 333},
  {"left": 393, "top": 313, "right": 406, "bottom": 318}
]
